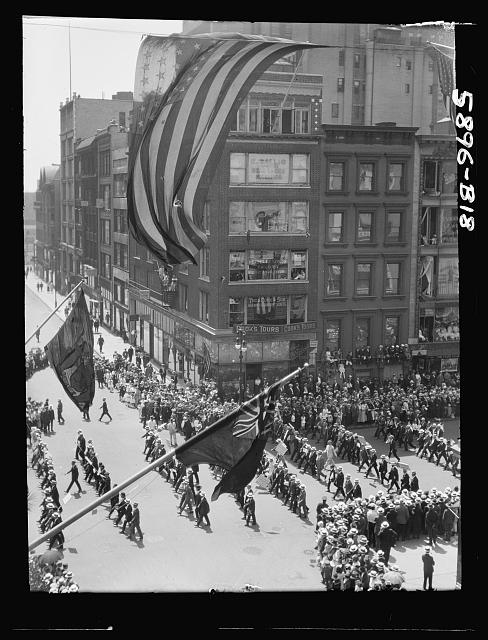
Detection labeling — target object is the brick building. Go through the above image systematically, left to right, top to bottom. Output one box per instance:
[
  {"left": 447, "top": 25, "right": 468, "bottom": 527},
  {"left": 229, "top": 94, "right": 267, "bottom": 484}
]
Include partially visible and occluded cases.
[
  {"left": 59, "top": 92, "right": 133, "bottom": 294},
  {"left": 318, "top": 124, "right": 418, "bottom": 381},
  {"left": 33, "top": 165, "right": 61, "bottom": 287}
]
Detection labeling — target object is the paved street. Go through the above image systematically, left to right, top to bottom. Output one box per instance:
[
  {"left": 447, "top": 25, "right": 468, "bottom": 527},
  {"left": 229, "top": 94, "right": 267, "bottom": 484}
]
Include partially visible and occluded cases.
[{"left": 26, "top": 279, "right": 460, "bottom": 591}]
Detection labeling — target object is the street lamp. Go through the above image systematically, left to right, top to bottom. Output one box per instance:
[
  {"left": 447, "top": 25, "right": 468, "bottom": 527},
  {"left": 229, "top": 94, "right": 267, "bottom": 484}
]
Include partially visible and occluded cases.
[{"left": 234, "top": 328, "right": 247, "bottom": 403}]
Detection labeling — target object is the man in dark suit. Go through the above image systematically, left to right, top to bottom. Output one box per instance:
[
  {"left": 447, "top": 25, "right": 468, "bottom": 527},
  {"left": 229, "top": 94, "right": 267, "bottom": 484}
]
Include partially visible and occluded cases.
[
  {"left": 98, "top": 398, "right": 112, "bottom": 422},
  {"left": 57, "top": 400, "right": 65, "bottom": 425},
  {"left": 75, "top": 430, "right": 86, "bottom": 462},
  {"left": 365, "top": 449, "right": 380, "bottom": 480},
  {"left": 65, "top": 460, "right": 82, "bottom": 494},
  {"left": 387, "top": 464, "right": 400, "bottom": 494},
  {"left": 333, "top": 466, "right": 346, "bottom": 500},
  {"left": 410, "top": 471, "right": 419, "bottom": 492},
  {"left": 50, "top": 480, "right": 61, "bottom": 509},
  {"left": 244, "top": 490, "right": 257, "bottom": 526},
  {"left": 195, "top": 492, "right": 211, "bottom": 527},
  {"left": 114, "top": 496, "right": 129, "bottom": 526},
  {"left": 121, "top": 500, "right": 133, "bottom": 534},
  {"left": 127, "top": 502, "right": 143, "bottom": 541},
  {"left": 377, "top": 521, "right": 398, "bottom": 563},
  {"left": 422, "top": 547, "right": 435, "bottom": 590}
]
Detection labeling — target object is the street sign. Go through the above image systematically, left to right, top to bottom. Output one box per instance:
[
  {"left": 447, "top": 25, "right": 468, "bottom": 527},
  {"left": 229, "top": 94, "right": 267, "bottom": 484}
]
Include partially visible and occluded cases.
[{"left": 309, "top": 340, "right": 318, "bottom": 348}]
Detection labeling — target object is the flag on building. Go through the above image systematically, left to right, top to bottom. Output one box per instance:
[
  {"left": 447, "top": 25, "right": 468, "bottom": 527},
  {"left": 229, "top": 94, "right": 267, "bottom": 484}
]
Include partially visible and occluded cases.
[
  {"left": 128, "top": 32, "right": 323, "bottom": 265},
  {"left": 427, "top": 42, "right": 456, "bottom": 122},
  {"left": 44, "top": 289, "right": 95, "bottom": 412},
  {"left": 202, "top": 340, "right": 211, "bottom": 377},
  {"left": 176, "top": 378, "right": 284, "bottom": 500}
]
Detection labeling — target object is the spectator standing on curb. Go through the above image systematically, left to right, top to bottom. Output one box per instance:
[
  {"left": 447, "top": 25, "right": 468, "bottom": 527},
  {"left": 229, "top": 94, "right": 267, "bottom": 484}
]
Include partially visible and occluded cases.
[
  {"left": 97, "top": 335, "right": 105, "bottom": 353},
  {"left": 422, "top": 547, "right": 435, "bottom": 590}
]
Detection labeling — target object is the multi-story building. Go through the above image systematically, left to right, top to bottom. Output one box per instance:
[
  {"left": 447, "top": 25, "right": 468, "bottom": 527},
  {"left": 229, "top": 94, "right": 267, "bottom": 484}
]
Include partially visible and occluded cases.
[
  {"left": 182, "top": 21, "right": 454, "bottom": 135},
  {"left": 128, "top": 58, "right": 323, "bottom": 397},
  {"left": 59, "top": 91, "right": 133, "bottom": 294},
  {"left": 74, "top": 121, "right": 129, "bottom": 330},
  {"left": 318, "top": 124, "right": 418, "bottom": 381},
  {"left": 411, "top": 134, "right": 459, "bottom": 375},
  {"left": 33, "top": 165, "right": 61, "bottom": 287},
  {"left": 24, "top": 192, "right": 37, "bottom": 265}
]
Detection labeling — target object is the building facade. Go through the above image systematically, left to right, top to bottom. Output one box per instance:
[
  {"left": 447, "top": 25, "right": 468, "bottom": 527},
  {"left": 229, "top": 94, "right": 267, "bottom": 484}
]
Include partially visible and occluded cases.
[
  {"left": 59, "top": 92, "right": 133, "bottom": 294},
  {"left": 318, "top": 124, "right": 418, "bottom": 381},
  {"left": 412, "top": 134, "right": 459, "bottom": 375},
  {"left": 33, "top": 165, "right": 61, "bottom": 287},
  {"left": 24, "top": 192, "right": 37, "bottom": 265}
]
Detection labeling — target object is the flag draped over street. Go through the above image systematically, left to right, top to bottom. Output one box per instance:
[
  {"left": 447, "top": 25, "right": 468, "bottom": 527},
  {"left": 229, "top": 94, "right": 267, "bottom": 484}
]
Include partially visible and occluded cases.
[
  {"left": 128, "top": 32, "right": 323, "bottom": 265},
  {"left": 426, "top": 42, "right": 456, "bottom": 122},
  {"left": 44, "top": 289, "right": 95, "bottom": 411},
  {"left": 176, "top": 377, "right": 285, "bottom": 500}
]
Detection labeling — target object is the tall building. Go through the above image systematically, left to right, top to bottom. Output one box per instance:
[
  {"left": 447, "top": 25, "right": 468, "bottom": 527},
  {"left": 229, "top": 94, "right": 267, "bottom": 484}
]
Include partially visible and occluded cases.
[
  {"left": 59, "top": 92, "right": 133, "bottom": 294},
  {"left": 74, "top": 121, "right": 130, "bottom": 331},
  {"left": 319, "top": 124, "right": 418, "bottom": 381},
  {"left": 411, "top": 134, "right": 459, "bottom": 375},
  {"left": 33, "top": 165, "right": 61, "bottom": 287},
  {"left": 24, "top": 192, "right": 37, "bottom": 264}
]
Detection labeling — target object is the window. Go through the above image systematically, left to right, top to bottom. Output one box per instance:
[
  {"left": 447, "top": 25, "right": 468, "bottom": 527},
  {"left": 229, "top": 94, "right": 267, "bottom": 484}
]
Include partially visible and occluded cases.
[
  {"left": 339, "top": 50, "right": 345, "bottom": 66},
  {"left": 354, "top": 53, "right": 361, "bottom": 69},
  {"left": 396, "top": 57, "right": 402, "bottom": 67},
  {"left": 406, "top": 60, "right": 412, "bottom": 70},
  {"left": 337, "top": 78, "right": 344, "bottom": 92},
  {"left": 353, "top": 80, "right": 360, "bottom": 95},
  {"left": 405, "top": 84, "right": 410, "bottom": 94},
  {"left": 429, "top": 85, "right": 433, "bottom": 94},
  {"left": 231, "top": 98, "right": 309, "bottom": 134},
  {"left": 331, "top": 103, "right": 339, "bottom": 118},
  {"left": 352, "top": 104, "right": 363, "bottom": 122},
  {"left": 262, "top": 107, "right": 281, "bottom": 133},
  {"left": 294, "top": 108, "right": 310, "bottom": 134},
  {"left": 118, "top": 112, "right": 126, "bottom": 128},
  {"left": 99, "top": 150, "right": 111, "bottom": 176},
  {"left": 230, "top": 153, "right": 310, "bottom": 186},
  {"left": 230, "top": 153, "right": 246, "bottom": 184},
  {"left": 423, "top": 160, "right": 440, "bottom": 193},
  {"left": 441, "top": 160, "right": 457, "bottom": 194},
  {"left": 328, "top": 161, "right": 345, "bottom": 191},
  {"left": 358, "top": 162, "right": 374, "bottom": 191},
  {"left": 388, "top": 163, "right": 405, "bottom": 191},
  {"left": 113, "top": 174, "right": 127, "bottom": 198},
  {"left": 101, "top": 184, "right": 111, "bottom": 210},
  {"left": 202, "top": 201, "right": 210, "bottom": 234},
  {"left": 229, "top": 201, "right": 308, "bottom": 234},
  {"left": 420, "top": 207, "right": 438, "bottom": 245},
  {"left": 114, "top": 209, "right": 128, "bottom": 234},
  {"left": 440, "top": 209, "right": 458, "bottom": 243},
  {"left": 385, "top": 211, "right": 402, "bottom": 242},
  {"left": 326, "top": 212, "right": 344, "bottom": 242},
  {"left": 357, "top": 212, "right": 373, "bottom": 242},
  {"left": 101, "top": 220, "right": 111, "bottom": 245},
  {"left": 114, "top": 242, "right": 128, "bottom": 269},
  {"left": 199, "top": 247, "right": 209, "bottom": 279},
  {"left": 229, "top": 250, "right": 308, "bottom": 282},
  {"left": 101, "top": 253, "right": 111, "bottom": 279},
  {"left": 437, "top": 257, "right": 459, "bottom": 296},
  {"left": 385, "top": 262, "right": 401, "bottom": 295},
  {"left": 356, "top": 263, "right": 372, "bottom": 295},
  {"left": 326, "top": 264, "right": 343, "bottom": 296},
  {"left": 179, "top": 284, "right": 188, "bottom": 312},
  {"left": 199, "top": 291, "right": 209, "bottom": 323},
  {"left": 290, "top": 294, "right": 306, "bottom": 323},
  {"left": 247, "top": 296, "right": 287, "bottom": 325},
  {"left": 229, "top": 297, "right": 244, "bottom": 326},
  {"left": 434, "top": 306, "right": 459, "bottom": 341},
  {"left": 385, "top": 317, "right": 399, "bottom": 345},
  {"left": 355, "top": 318, "right": 370, "bottom": 348},
  {"left": 324, "top": 319, "right": 341, "bottom": 352}
]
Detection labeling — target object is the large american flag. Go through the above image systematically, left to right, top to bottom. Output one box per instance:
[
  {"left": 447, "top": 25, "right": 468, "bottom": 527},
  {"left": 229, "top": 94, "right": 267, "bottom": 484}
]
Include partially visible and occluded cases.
[
  {"left": 128, "top": 32, "right": 322, "bottom": 265},
  {"left": 427, "top": 42, "right": 456, "bottom": 122}
]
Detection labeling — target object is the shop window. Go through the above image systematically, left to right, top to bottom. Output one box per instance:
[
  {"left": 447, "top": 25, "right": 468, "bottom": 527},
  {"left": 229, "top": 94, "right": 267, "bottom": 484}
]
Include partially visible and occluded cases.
[{"left": 247, "top": 296, "right": 287, "bottom": 325}]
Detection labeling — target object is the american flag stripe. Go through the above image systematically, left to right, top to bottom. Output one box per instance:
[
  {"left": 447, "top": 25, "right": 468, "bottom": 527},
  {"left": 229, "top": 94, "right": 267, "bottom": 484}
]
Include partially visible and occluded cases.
[{"left": 129, "top": 33, "right": 321, "bottom": 265}]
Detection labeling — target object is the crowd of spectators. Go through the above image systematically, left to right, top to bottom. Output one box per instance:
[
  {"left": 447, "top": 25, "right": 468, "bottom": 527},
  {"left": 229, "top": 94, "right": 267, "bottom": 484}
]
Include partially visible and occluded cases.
[{"left": 25, "top": 347, "right": 49, "bottom": 380}]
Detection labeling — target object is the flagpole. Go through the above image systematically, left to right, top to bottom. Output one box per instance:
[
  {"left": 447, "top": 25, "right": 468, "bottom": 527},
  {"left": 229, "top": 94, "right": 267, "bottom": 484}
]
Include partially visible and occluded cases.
[
  {"left": 25, "top": 278, "right": 87, "bottom": 347},
  {"left": 28, "top": 364, "right": 308, "bottom": 552}
]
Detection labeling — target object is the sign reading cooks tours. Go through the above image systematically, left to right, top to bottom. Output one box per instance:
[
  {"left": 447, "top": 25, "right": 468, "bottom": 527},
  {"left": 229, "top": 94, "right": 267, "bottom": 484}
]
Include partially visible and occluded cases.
[{"left": 234, "top": 322, "right": 317, "bottom": 334}]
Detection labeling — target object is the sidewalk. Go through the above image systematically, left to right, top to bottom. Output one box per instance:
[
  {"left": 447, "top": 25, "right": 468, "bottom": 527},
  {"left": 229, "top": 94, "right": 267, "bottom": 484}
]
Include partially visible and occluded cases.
[{"left": 25, "top": 271, "right": 190, "bottom": 388}]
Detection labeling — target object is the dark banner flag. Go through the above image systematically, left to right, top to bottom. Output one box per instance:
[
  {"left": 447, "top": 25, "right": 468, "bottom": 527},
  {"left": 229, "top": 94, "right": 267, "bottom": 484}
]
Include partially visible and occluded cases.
[
  {"left": 426, "top": 41, "right": 456, "bottom": 122},
  {"left": 44, "top": 289, "right": 95, "bottom": 412},
  {"left": 176, "top": 378, "right": 283, "bottom": 501}
]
